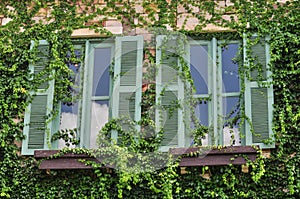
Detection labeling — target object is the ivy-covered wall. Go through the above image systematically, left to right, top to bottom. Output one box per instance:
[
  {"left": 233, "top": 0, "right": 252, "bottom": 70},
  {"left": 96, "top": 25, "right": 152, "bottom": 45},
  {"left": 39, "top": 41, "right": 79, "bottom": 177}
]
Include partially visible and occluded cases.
[{"left": 0, "top": 0, "right": 299, "bottom": 198}]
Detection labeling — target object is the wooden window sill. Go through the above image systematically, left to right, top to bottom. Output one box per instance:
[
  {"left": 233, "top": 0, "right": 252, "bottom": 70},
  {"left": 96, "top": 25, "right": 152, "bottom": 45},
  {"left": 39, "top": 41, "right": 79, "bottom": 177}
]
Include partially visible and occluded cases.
[
  {"left": 34, "top": 146, "right": 258, "bottom": 169},
  {"left": 170, "top": 146, "right": 258, "bottom": 167},
  {"left": 34, "top": 150, "right": 98, "bottom": 169}
]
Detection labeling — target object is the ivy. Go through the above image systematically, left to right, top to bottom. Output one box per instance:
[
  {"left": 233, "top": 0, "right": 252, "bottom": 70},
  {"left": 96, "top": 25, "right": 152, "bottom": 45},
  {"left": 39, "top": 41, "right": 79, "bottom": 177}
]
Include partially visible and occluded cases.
[{"left": 0, "top": 0, "right": 299, "bottom": 198}]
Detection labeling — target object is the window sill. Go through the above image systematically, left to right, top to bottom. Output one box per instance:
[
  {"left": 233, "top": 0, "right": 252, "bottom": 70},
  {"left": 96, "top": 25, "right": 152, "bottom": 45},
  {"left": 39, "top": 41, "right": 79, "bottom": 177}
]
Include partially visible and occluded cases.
[
  {"left": 34, "top": 146, "right": 258, "bottom": 169},
  {"left": 170, "top": 146, "right": 258, "bottom": 167},
  {"left": 34, "top": 150, "right": 98, "bottom": 169}
]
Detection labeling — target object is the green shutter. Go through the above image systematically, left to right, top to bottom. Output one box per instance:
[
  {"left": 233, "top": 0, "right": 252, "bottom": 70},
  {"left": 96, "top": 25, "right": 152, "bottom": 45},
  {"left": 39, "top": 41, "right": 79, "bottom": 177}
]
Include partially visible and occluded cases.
[
  {"left": 156, "top": 35, "right": 185, "bottom": 151},
  {"left": 244, "top": 35, "right": 274, "bottom": 148},
  {"left": 112, "top": 36, "right": 143, "bottom": 142},
  {"left": 250, "top": 37, "right": 267, "bottom": 80},
  {"left": 161, "top": 39, "right": 178, "bottom": 84},
  {"left": 22, "top": 40, "right": 55, "bottom": 155},
  {"left": 35, "top": 43, "right": 51, "bottom": 89},
  {"left": 250, "top": 88, "right": 271, "bottom": 143},
  {"left": 160, "top": 91, "right": 179, "bottom": 147},
  {"left": 119, "top": 92, "right": 136, "bottom": 120}
]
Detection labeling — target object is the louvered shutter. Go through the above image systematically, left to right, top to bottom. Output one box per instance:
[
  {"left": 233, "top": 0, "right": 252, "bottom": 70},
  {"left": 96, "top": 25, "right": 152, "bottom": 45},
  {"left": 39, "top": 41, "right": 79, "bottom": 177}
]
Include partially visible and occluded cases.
[
  {"left": 156, "top": 35, "right": 185, "bottom": 151},
  {"left": 244, "top": 35, "right": 274, "bottom": 148},
  {"left": 111, "top": 36, "right": 143, "bottom": 142},
  {"left": 22, "top": 40, "right": 55, "bottom": 155}
]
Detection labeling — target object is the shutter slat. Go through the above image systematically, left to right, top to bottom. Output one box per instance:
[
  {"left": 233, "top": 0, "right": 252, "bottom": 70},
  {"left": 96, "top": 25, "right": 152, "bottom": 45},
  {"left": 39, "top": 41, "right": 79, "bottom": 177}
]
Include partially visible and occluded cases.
[
  {"left": 156, "top": 35, "right": 186, "bottom": 150},
  {"left": 244, "top": 35, "right": 274, "bottom": 148},
  {"left": 112, "top": 36, "right": 143, "bottom": 143},
  {"left": 250, "top": 37, "right": 267, "bottom": 80},
  {"left": 22, "top": 40, "right": 54, "bottom": 155},
  {"left": 120, "top": 41, "right": 138, "bottom": 86},
  {"left": 161, "top": 41, "right": 178, "bottom": 84},
  {"left": 36, "top": 44, "right": 50, "bottom": 89},
  {"left": 251, "top": 88, "right": 270, "bottom": 143},
  {"left": 161, "top": 91, "right": 178, "bottom": 146},
  {"left": 119, "top": 92, "right": 136, "bottom": 120}
]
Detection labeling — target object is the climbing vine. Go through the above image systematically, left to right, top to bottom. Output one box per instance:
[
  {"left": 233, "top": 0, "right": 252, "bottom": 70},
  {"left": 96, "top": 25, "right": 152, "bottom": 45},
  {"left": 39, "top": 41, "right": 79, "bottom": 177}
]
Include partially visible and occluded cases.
[{"left": 0, "top": 0, "right": 299, "bottom": 198}]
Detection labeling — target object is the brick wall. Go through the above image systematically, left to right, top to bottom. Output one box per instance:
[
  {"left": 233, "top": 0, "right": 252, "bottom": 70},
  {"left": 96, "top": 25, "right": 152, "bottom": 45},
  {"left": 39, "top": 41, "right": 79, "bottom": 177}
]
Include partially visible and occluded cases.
[{"left": 0, "top": 0, "right": 288, "bottom": 37}]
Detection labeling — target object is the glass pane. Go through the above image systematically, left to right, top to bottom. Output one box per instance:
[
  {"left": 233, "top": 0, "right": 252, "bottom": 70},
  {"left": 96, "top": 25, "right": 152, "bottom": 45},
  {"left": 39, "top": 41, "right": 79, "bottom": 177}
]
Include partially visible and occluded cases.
[
  {"left": 222, "top": 44, "right": 240, "bottom": 93},
  {"left": 190, "top": 45, "right": 208, "bottom": 94},
  {"left": 92, "top": 48, "right": 111, "bottom": 96},
  {"left": 58, "top": 49, "right": 82, "bottom": 148},
  {"left": 60, "top": 49, "right": 81, "bottom": 130},
  {"left": 67, "top": 52, "right": 81, "bottom": 95},
  {"left": 222, "top": 97, "right": 240, "bottom": 146},
  {"left": 223, "top": 97, "right": 239, "bottom": 120},
  {"left": 192, "top": 99, "right": 209, "bottom": 146},
  {"left": 90, "top": 100, "right": 109, "bottom": 148},
  {"left": 194, "top": 100, "right": 209, "bottom": 126},
  {"left": 59, "top": 102, "right": 79, "bottom": 148},
  {"left": 60, "top": 102, "right": 79, "bottom": 129},
  {"left": 223, "top": 126, "right": 240, "bottom": 146},
  {"left": 201, "top": 134, "right": 209, "bottom": 146}
]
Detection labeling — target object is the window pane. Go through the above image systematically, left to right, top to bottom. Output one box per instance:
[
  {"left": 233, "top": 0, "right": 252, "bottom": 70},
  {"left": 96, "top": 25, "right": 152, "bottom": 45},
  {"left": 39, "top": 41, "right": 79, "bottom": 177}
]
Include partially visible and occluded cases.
[
  {"left": 222, "top": 44, "right": 240, "bottom": 93},
  {"left": 190, "top": 45, "right": 208, "bottom": 94},
  {"left": 92, "top": 48, "right": 111, "bottom": 96},
  {"left": 60, "top": 49, "right": 81, "bottom": 130},
  {"left": 222, "top": 97, "right": 240, "bottom": 146},
  {"left": 223, "top": 97, "right": 239, "bottom": 120},
  {"left": 90, "top": 100, "right": 109, "bottom": 148},
  {"left": 192, "top": 100, "right": 209, "bottom": 146},
  {"left": 194, "top": 100, "right": 209, "bottom": 126},
  {"left": 59, "top": 102, "right": 79, "bottom": 148},
  {"left": 60, "top": 102, "right": 79, "bottom": 129},
  {"left": 223, "top": 127, "right": 240, "bottom": 146}
]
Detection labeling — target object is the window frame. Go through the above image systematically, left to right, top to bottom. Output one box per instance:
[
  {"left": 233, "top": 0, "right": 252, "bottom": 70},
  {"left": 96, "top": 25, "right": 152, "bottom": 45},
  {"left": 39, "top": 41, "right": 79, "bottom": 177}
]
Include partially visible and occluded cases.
[
  {"left": 22, "top": 35, "right": 274, "bottom": 157},
  {"left": 243, "top": 35, "right": 274, "bottom": 148},
  {"left": 189, "top": 37, "right": 275, "bottom": 148},
  {"left": 189, "top": 39, "right": 242, "bottom": 146},
  {"left": 80, "top": 40, "right": 114, "bottom": 148}
]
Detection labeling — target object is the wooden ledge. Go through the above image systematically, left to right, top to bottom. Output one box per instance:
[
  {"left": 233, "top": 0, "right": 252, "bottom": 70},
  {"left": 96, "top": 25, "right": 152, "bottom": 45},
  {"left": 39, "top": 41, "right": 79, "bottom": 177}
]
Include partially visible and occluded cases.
[
  {"left": 34, "top": 146, "right": 258, "bottom": 169},
  {"left": 170, "top": 146, "right": 258, "bottom": 166},
  {"left": 34, "top": 150, "right": 98, "bottom": 169}
]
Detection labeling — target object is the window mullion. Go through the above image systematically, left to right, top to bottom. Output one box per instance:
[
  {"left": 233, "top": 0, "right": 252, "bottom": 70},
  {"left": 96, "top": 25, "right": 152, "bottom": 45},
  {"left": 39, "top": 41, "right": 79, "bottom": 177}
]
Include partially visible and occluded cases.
[
  {"left": 211, "top": 38, "right": 219, "bottom": 146},
  {"left": 80, "top": 40, "right": 92, "bottom": 148},
  {"left": 217, "top": 41, "right": 224, "bottom": 146}
]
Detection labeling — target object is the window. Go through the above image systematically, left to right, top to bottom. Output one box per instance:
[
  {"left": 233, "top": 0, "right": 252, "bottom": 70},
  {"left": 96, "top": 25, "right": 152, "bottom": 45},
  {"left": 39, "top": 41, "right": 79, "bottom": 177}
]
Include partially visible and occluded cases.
[
  {"left": 22, "top": 35, "right": 274, "bottom": 155},
  {"left": 154, "top": 35, "right": 274, "bottom": 151},
  {"left": 22, "top": 36, "right": 143, "bottom": 155},
  {"left": 189, "top": 36, "right": 274, "bottom": 149},
  {"left": 190, "top": 39, "right": 241, "bottom": 146}
]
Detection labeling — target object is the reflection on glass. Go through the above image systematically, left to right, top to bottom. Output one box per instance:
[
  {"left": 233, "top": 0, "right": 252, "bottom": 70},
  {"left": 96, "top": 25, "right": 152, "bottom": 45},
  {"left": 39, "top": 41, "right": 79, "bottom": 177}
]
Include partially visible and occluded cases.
[
  {"left": 222, "top": 44, "right": 239, "bottom": 93},
  {"left": 190, "top": 45, "right": 208, "bottom": 94},
  {"left": 93, "top": 48, "right": 111, "bottom": 96},
  {"left": 59, "top": 49, "right": 82, "bottom": 148},
  {"left": 60, "top": 49, "right": 81, "bottom": 129},
  {"left": 222, "top": 97, "right": 240, "bottom": 146},
  {"left": 223, "top": 97, "right": 239, "bottom": 119},
  {"left": 192, "top": 99, "right": 209, "bottom": 146},
  {"left": 90, "top": 100, "right": 109, "bottom": 148},
  {"left": 195, "top": 100, "right": 209, "bottom": 126},
  {"left": 59, "top": 102, "right": 79, "bottom": 149},
  {"left": 223, "top": 127, "right": 240, "bottom": 146},
  {"left": 201, "top": 134, "right": 209, "bottom": 146}
]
